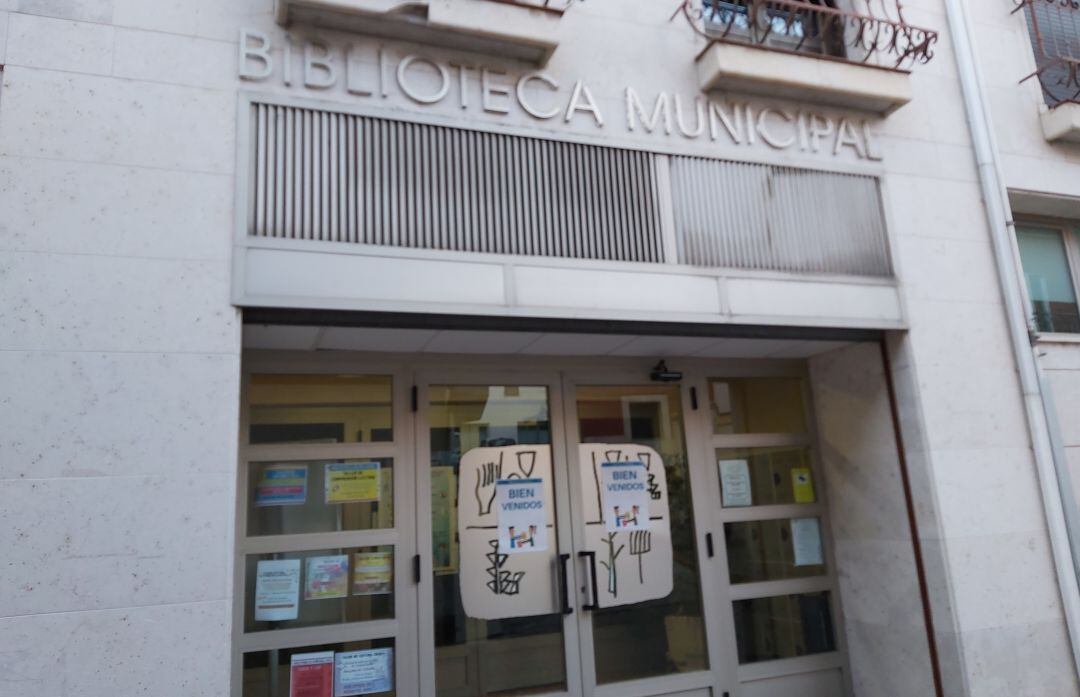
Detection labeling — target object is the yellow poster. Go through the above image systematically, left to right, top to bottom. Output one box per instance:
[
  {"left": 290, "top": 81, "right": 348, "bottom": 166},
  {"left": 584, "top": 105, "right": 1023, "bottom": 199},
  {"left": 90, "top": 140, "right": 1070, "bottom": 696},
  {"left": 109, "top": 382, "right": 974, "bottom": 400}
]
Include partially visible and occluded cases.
[
  {"left": 325, "top": 462, "right": 380, "bottom": 504},
  {"left": 792, "top": 467, "right": 816, "bottom": 503},
  {"left": 352, "top": 551, "right": 393, "bottom": 596}
]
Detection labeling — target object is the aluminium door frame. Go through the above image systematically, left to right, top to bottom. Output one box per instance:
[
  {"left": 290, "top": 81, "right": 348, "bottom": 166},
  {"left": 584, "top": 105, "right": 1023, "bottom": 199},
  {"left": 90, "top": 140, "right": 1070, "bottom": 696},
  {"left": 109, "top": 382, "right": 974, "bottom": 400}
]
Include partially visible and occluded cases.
[
  {"left": 559, "top": 364, "right": 733, "bottom": 697},
  {"left": 413, "top": 366, "right": 585, "bottom": 697}
]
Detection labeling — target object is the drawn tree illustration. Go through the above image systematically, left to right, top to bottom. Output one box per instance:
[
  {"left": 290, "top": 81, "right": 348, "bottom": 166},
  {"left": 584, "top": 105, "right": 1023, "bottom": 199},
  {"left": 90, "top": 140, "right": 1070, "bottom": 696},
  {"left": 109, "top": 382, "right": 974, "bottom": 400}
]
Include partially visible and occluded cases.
[
  {"left": 475, "top": 452, "right": 504, "bottom": 516},
  {"left": 629, "top": 530, "right": 652, "bottom": 583},
  {"left": 599, "top": 532, "right": 625, "bottom": 596},
  {"left": 485, "top": 539, "right": 525, "bottom": 595}
]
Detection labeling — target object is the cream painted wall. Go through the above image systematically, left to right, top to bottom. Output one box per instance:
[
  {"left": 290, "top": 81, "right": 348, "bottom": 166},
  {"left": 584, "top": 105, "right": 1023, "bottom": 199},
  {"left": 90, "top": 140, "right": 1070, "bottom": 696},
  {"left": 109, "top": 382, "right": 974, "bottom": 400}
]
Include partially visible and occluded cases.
[{"left": 0, "top": 0, "right": 1076, "bottom": 696}]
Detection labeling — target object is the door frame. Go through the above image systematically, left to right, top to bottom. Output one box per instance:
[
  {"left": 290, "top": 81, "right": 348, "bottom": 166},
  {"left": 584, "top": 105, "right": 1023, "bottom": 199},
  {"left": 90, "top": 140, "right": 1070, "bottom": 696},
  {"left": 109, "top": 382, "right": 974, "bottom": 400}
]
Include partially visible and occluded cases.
[{"left": 413, "top": 366, "right": 585, "bottom": 697}]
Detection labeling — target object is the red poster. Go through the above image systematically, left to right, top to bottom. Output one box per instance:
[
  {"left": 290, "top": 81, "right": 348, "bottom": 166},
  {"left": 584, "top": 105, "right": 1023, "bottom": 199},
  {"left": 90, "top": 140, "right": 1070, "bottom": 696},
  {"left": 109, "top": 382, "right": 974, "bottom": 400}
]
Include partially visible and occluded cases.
[{"left": 290, "top": 651, "right": 334, "bottom": 697}]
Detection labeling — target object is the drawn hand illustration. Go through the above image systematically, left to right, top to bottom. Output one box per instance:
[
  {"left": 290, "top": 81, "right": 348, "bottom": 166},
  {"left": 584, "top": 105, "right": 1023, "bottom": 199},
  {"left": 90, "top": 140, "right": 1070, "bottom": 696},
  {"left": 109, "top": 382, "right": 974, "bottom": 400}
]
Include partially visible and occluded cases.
[
  {"left": 475, "top": 452, "right": 504, "bottom": 516},
  {"left": 629, "top": 530, "right": 652, "bottom": 583},
  {"left": 599, "top": 532, "right": 625, "bottom": 596}
]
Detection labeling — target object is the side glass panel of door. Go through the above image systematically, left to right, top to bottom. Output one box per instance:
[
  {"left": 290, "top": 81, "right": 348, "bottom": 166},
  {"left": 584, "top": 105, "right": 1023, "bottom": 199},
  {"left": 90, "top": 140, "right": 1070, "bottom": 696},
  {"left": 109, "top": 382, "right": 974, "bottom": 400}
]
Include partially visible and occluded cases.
[
  {"left": 429, "top": 385, "right": 568, "bottom": 697},
  {"left": 575, "top": 385, "right": 709, "bottom": 684}
]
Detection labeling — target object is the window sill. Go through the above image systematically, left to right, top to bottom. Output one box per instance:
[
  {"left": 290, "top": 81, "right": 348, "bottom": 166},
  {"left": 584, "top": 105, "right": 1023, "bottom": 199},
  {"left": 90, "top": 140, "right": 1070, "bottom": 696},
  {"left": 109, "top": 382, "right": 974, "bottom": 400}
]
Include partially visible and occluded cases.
[
  {"left": 276, "top": 0, "right": 561, "bottom": 65},
  {"left": 695, "top": 41, "right": 913, "bottom": 116},
  {"left": 1041, "top": 103, "right": 1080, "bottom": 144},
  {"left": 1034, "top": 332, "right": 1080, "bottom": 345}
]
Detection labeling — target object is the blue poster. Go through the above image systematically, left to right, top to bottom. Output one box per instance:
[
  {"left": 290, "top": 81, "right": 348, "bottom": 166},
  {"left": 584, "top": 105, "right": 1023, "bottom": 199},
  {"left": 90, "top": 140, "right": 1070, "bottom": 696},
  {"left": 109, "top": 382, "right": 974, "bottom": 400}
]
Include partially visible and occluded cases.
[
  {"left": 254, "top": 465, "right": 308, "bottom": 507},
  {"left": 334, "top": 648, "right": 393, "bottom": 696}
]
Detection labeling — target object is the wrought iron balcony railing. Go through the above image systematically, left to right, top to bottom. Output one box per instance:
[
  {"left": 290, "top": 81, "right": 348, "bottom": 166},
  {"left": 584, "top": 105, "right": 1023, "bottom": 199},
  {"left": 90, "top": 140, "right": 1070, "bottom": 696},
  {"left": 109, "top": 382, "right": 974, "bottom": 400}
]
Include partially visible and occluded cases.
[
  {"left": 675, "top": 0, "right": 937, "bottom": 70},
  {"left": 1016, "top": 0, "right": 1080, "bottom": 107}
]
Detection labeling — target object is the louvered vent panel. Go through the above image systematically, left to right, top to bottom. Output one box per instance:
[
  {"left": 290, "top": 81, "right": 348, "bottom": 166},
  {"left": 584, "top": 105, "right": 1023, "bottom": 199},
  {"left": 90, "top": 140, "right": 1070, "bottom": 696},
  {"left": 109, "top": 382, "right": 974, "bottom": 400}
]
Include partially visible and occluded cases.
[
  {"left": 249, "top": 103, "right": 664, "bottom": 263},
  {"left": 669, "top": 157, "right": 892, "bottom": 277}
]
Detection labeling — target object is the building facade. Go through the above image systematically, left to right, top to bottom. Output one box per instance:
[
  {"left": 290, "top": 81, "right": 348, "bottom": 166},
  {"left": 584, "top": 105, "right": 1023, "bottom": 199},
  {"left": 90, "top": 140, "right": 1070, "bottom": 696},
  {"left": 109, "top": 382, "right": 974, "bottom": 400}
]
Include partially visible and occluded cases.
[{"left": 3, "top": 0, "right": 1080, "bottom": 696}]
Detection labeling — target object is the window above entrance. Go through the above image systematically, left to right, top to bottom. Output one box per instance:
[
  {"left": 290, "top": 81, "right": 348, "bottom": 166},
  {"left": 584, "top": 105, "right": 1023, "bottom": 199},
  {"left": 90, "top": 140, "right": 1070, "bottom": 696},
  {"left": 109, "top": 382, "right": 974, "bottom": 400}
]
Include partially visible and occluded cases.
[
  {"left": 274, "top": 0, "right": 578, "bottom": 65},
  {"left": 676, "top": 0, "right": 939, "bottom": 115}
]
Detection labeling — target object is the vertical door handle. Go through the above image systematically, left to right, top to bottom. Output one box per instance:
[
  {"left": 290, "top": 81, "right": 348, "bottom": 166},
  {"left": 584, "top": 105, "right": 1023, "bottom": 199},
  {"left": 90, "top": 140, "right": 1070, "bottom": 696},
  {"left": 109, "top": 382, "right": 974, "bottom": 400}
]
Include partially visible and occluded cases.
[
  {"left": 706, "top": 532, "right": 715, "bottom": 558},
  {"left": 579, "top": 550, "right": 599, "bottom": 611},
  {"left": 558, "top": 553, "right": 573, "bottom": 615},
  {"left": 413, "top": 554, "right": 421, "bottom": 584}
]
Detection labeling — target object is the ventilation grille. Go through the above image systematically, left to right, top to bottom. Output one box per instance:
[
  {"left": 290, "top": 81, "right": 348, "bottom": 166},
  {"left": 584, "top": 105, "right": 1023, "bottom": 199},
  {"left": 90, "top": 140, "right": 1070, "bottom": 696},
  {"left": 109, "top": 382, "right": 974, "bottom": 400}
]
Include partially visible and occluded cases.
[
  {"left": 250, "top": 104, "right": 664, "bottom": 263},
  {"left": 669, "top": 158, "right": 892, "bottom": 277}
]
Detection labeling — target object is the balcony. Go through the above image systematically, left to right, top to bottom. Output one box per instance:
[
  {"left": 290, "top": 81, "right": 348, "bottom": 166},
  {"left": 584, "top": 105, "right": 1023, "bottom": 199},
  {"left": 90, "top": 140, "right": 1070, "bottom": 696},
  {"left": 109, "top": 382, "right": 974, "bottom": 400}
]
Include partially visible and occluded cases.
[
  {"left": 275, "top": 0, "right": 574, "bottom": 65},
  {"left": 677, "top": 0, "right": 938, "bottom": 115},
  {"left": 1016, "top": 0, "right": 1080, "bottom": 143}
]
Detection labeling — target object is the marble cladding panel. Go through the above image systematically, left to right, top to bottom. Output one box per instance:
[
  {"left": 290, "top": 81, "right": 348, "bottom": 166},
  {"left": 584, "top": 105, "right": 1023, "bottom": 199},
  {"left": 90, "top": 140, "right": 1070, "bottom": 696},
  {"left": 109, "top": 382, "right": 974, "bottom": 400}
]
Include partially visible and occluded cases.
[
  {"left": 15, "top": 0, "right": 112, "bottom": 23},
  {"left": 112, "top": 0, "right": 200, "bottom": 36},
  {"left": 0, "top": 11, "right": 9, "bottom": 63},
  {"left": 5, "top": 11, "right": 115, "bottom": 74},
  {"left": 113, "top": 27, "right": 238, "bottom": 91},
  {"left": 0, "top": 66, "right": 235, "bottom": 174},
  {"left": 0, "top": 157, "right": 232, "bottom": 261},
  {"left": 0, "top": 252, "right": 238, "bottom": 354},
  {"left": 809, "top": 343, "right": 934, "bottom": 697},
  {"left": 0, "top": 351, "right": 240, "bottom": 480},
  {"left": 1044, "top": 369, "right": 1080, "bottom": 447},
  {"left": 0, "top": 474, "right": 235, "bottom": 616},
  {"left": 945, "top": 529, "right": 1067, "bottom": 632},
  {"left": 0, "top": 601, "right": 230, "bottom": 696},
  {"left": 962, "top": 619, "right": 1080, "bottom": 697}
]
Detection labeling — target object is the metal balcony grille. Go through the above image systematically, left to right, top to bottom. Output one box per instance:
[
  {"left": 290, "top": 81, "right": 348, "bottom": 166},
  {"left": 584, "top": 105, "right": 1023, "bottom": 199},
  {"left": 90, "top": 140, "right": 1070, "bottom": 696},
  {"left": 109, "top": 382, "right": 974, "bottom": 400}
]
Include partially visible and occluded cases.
[
  {"left": 675, "top": 0, "right": 938, "bottom": 70},
  {"left": 1017, "top": 0, "right": 1080, "bottom": 107},
  {"left": 249, "top": 103, "right": 665, "bottom": 263},
  {"left": 669, "top": 157, "right": 892, "bottom": 276}
]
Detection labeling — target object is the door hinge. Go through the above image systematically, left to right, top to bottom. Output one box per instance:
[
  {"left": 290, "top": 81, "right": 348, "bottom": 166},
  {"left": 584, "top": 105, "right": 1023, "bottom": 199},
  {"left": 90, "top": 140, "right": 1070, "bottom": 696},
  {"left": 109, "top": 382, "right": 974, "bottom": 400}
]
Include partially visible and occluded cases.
[
  {"left": 411, "top": 385, "right": 418, "bottom": 413},
  {"left": 690, "top": 386, "right": 699, "bottom": 411},
  {"left": 413, "top": 554, "right": 421, "bottom": 584}
]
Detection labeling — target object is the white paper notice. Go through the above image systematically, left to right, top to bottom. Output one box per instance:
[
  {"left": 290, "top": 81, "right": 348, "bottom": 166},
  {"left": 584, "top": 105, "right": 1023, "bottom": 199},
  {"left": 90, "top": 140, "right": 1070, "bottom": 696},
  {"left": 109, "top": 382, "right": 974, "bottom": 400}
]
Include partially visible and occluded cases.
[
  {"left": 719, "top": 459, "right": 752, "bottom": 507},
  {"left": 600, "top": 461, "right": 650, "bottom": 532},
  {"left": 495, "top": 478, "right": 548, "bottom": 554},
  {"left": 791, "top": 517, "right": 824, "bottom": 567},
  {"left": 254, "top": 559, "right": 301, "bottom": 622},
  {"left": 334, "top": 648, "right": 393, "bottom": 696}
]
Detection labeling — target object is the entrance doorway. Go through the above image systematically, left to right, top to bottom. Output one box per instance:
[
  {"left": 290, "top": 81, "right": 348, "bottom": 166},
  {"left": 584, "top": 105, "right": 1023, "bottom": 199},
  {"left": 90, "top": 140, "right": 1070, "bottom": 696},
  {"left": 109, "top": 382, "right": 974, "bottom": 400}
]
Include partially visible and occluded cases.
[
  {"left": 236, "top": 350, "right": 851, "bottom": 697},
  {"left": 413, "top": 362, "right": 846, "bottom": 697}
]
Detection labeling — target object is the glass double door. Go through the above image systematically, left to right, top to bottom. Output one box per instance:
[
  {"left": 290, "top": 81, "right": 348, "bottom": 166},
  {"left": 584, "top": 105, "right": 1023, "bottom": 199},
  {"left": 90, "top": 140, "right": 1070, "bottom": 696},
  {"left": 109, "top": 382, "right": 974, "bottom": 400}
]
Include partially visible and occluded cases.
[{"left": 416, "top": 372, "right": 716, "bottom": 697}]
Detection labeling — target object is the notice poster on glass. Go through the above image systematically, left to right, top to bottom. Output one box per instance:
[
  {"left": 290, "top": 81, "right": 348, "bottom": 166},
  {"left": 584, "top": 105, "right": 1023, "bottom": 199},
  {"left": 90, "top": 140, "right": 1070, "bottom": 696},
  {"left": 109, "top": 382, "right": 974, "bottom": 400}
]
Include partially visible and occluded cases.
[
  {"left": 719, "top": 459, "right": 752, "bottom": 507},
  {"left": 600, "top": 461, "right": 650, "bottom": 532},
  {"left": 325, "top": 462, "right": 380, "bottom": 504},
  {"left": 255, "top": 464, "right": 308, "bottom": 507},
  {"left": 792, "top": 467, "right": 816, "bottom": 503},
  {"left": 495, "top": 478, "right": 548, "bottom": 554},
  {"left": 791, "top": 517, "right": 824, "bottom": 567},
  {"left": 353, "top": 552, "right": 393, "bottom": 596},
  {"left": 305, "top": 555, "right": 349, "bottom": 600},
  {"left": 254, "top": 558, "right": 302, "bottom": 621},
  {"left": 334, "top": 648, "right": 393, "bottom": 696},
  {"left": 291, "top": 651, "right": 334, "bottom": 697}
]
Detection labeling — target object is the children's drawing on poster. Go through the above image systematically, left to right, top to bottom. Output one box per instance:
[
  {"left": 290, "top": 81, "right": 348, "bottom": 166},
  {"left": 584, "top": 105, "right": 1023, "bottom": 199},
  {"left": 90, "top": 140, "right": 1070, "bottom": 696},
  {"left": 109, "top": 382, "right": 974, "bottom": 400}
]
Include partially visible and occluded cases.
[
  {"left": 579, "top": 444, "right": 673, "bottom": 607},
  {"left": 457, "top": 445, "right": 557, "bottom": 620},
  {"left": 496, "top": 478, "right": 548, "bottom": 554}
]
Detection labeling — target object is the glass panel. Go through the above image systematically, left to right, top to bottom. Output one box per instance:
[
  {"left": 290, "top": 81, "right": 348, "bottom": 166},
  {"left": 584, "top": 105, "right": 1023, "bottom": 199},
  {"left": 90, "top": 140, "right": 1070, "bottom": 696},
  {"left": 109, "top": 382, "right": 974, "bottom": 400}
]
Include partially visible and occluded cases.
[
  {"left": 1017, "top": 226, "right": 1080, "bottom": 333},
  {"left": 249, "top": 374, "right": 393, "bottom": 445},
  {"left": 710, "top": 378, "right": 807, "bottom": 434},
  {"left": 429, "top": 385, "right": 567, "bottom": 697},
  {"left": 576, "top": 385, "right": 708, "bottom": 684},
  {"left": 716, "top": 447, "right": 816, "bottom": 507},
  {"left": 247, "top": 458, "right": 393, "bottom": 536},
  {"left": 725, "top": 518, "right": 826, "bottom": 584},
  {"left": 244, "top": 545, "right": 395, "bottom": 633},
  {"left": 733, "top": 592, "right": 836, "bottom": 664},
  {"left": 242, "top": 637, "right": 395, "bottom": 697}
]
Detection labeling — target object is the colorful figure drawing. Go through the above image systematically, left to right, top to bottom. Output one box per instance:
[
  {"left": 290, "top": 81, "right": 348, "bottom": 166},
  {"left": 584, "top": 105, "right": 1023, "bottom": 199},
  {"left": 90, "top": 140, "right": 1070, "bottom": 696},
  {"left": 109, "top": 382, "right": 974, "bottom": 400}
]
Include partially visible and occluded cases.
[
  {"left": 613, "top": 505, "right": 640, "bottom": 529},
  {"left": 508, "top": 525, "right": 538, "bottom": 550}
]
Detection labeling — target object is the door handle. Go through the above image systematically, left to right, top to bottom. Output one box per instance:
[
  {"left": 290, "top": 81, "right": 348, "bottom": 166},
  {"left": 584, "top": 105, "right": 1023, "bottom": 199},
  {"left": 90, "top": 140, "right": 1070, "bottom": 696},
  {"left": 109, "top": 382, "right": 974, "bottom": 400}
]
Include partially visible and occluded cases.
[
  {"left": 578, "top": 550, "right": 599, "bottom": 611},
  {"left": 558, "top": 553, "right": 573, "bottom": 615}
]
